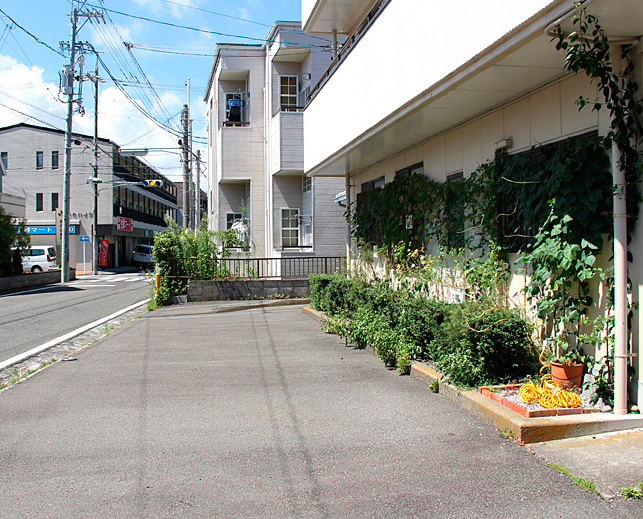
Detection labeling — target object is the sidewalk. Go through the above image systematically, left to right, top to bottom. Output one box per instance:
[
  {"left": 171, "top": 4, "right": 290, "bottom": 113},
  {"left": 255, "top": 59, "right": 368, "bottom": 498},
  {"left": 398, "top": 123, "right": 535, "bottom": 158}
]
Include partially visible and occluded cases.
[{"left": 0, "top": 302, "right": 640, "bottom": 517}]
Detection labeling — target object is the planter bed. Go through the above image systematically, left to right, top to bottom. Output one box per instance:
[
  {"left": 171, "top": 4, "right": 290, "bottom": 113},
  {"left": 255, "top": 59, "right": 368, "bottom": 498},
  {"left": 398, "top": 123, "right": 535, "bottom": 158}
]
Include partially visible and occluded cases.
[{"left": 479, "top": 384, "right": 601, "bottom": 418}]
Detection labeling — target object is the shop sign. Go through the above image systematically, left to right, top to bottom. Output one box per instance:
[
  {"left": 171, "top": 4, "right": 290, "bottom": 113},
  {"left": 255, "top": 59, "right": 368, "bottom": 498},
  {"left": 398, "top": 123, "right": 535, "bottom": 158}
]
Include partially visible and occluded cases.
[
  {"left": 117, "top": 216, "right": 134, "bottom": 232},
  {"left": 99, "top": 239, "right": 109, "bottom": 267}
]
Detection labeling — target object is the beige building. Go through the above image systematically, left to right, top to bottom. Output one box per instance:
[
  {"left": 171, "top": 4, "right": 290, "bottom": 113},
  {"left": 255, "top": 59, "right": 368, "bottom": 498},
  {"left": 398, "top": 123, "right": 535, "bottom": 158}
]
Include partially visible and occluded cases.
[
  {"left": 302, "top": 1, "right": 643, "bottom": 407},
  {"left": 204, "top": 21, "right": 346, "bottom": 260}
]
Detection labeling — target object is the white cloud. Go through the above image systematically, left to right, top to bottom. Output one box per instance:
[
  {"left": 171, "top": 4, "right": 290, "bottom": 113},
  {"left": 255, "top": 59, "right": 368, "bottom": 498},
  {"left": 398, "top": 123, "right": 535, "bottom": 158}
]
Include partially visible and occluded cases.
[
  {"left": 0, "top": 53, "right": 187, "bottom": 182},
  {"left": 0, "top": 54, "right": 66, "bottom": 130}
]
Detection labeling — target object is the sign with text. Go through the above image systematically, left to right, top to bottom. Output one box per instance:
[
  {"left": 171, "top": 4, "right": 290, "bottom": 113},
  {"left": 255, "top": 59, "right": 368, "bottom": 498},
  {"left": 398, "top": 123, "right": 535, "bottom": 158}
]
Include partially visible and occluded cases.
[
  {"left": 116, "top": 216, "right": 134, "bottom": 232},
  {"left": 26, "top": 225, "right": 78, "bottom": 235},
  {"left": 99, "top": 239, "right": 109, "bottom": 267}
]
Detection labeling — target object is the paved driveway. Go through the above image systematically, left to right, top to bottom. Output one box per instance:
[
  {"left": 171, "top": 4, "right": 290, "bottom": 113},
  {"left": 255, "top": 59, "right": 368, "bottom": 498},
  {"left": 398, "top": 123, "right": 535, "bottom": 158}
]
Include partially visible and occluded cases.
[{"left": 0, "top": 304, "right": 637, "bottom": 518}]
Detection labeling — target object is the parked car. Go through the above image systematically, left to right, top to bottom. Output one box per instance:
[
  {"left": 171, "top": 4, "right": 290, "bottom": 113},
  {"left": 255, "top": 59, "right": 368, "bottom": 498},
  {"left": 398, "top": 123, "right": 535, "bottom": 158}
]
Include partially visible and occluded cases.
[
  {"left": 132, "top": 244, "right": 154, "bottom": 267},
  {"left": 19, "top": 245, "right": 57, "bottom": 273}
]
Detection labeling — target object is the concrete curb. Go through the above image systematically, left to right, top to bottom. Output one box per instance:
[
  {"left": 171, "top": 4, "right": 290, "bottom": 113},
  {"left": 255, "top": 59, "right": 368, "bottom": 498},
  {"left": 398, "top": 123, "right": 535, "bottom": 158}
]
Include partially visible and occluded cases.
[
  {"left": 304, "top": 306, "right": 643, "bottom": 443},
  {"left": 410, "top": 362, "right": 643, "bottom": 443}
]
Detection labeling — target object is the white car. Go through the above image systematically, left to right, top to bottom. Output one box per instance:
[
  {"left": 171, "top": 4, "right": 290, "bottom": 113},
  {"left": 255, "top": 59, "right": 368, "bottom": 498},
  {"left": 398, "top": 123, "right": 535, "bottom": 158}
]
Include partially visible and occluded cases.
[
  {"left": 132, "top": 244, "right": 154, "bottom": 267},
  {"left": 20, "top": 245, "right": 57, "bottom": 273}
]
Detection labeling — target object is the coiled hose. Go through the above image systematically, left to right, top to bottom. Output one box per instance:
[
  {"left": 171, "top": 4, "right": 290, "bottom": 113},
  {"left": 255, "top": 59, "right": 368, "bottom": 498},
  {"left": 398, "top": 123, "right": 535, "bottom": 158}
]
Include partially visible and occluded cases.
[{"left": 519, "top": 346, "right": 581, "bottom": 409}]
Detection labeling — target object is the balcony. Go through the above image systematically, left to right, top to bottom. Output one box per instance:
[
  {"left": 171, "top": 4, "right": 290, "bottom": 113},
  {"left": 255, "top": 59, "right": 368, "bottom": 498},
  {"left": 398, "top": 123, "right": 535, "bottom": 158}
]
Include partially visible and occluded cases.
[{"left": 269, "top": 111, "right": 304, "bottom": 175}]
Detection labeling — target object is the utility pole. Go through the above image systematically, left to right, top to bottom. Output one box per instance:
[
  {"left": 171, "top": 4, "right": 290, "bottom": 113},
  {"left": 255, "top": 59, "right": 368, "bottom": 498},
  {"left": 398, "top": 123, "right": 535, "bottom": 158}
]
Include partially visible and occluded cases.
[
  {"left": 61, "top": 2, "right": 104, "bottom": 281},
  {"left": 61, "top": 4, "right": 78, "bottom": 283},
  {"left": 87, "top": 57, "right": 103, "bottom": 275},
  {"left": 181, "top": 104, "right": 190, "bottom": 229},
  {"left": 195, "top": 149, "right": 201, "bottom": 231}
]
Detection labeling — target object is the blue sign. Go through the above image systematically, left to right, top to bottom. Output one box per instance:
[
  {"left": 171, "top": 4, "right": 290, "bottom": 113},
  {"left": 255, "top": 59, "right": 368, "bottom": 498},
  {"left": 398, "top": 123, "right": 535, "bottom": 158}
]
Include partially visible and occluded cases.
[
  {"left": 25, "top": 225, "right": 78, "bottom": 235},
  {"left": 80, "top": 235, "right": 90, "bottom": 242}
]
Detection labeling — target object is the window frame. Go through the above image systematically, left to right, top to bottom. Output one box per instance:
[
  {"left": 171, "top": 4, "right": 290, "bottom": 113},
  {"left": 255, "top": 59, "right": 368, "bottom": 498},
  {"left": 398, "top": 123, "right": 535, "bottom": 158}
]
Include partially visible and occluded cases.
[
  {"left": 280, "top": 75, "right": 298, "bottom": 112},
  {"left": 51, "top": 150, "right": 59, "bottom": 170},
  {"left": 1, "top": 151, "right": 7, "bottom": 172},
  {"left": 36, "top": 151, "right": 44, "bottom": 170},
  {"left": 445, "top": 172, "right": 465, "bottom": 250},
  {"left": 302, "top": 175, "right": 312, "bottom": 194},
  {"left": 36, "top": 192, "right": 43, "bottom": 212},
  {"left": 51, "top": 192, "right": 59, "bottom": 211},
  {"left": 281, "top": 208, "right": 300, "bottom": 248}
]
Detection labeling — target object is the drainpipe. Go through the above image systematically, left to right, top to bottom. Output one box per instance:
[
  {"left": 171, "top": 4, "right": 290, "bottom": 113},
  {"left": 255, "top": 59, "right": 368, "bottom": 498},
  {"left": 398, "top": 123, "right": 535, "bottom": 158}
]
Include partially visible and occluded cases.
[
  {"left": 612, "top": 139, "right": 629, "bottom": 415},
  {"left": 345, "top": 169, "right": 351, "bottom": 276}
]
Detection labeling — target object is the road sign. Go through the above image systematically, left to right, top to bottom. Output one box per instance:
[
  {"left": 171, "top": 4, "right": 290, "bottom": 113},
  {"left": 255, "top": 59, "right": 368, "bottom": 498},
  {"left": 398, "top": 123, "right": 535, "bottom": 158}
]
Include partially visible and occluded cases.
[{"left": 80, "top": 235, "right": 90, "bottom": 242}]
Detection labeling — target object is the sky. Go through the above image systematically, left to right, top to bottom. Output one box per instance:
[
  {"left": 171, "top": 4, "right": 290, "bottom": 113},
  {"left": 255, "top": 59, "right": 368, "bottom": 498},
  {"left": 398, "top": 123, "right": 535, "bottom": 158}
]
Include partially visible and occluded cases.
[{"left": 0, "top": 0, "right": 303, "bottom": 183}]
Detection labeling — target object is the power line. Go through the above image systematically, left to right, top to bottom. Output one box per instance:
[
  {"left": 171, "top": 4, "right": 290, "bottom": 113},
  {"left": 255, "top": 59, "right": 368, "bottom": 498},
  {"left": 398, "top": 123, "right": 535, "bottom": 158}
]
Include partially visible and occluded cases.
[
  {"left": 155, "top": 0, "right": 270, "bottom": 28},
  {"left": 85, "top": 3, "right": 331, "bottom": 49},
  {"left": 0, "top": 7, "right": 65, "bottom": 57}
]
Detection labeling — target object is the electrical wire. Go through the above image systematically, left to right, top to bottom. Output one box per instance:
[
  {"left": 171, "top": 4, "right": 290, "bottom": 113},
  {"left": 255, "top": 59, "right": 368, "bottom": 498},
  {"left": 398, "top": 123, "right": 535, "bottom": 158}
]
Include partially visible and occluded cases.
[
  {"left": 85, "top": 2, "right": 332, "bottom": 49},
  {"left": 0, "top": 7, "right": 65, "bottom": 57}
]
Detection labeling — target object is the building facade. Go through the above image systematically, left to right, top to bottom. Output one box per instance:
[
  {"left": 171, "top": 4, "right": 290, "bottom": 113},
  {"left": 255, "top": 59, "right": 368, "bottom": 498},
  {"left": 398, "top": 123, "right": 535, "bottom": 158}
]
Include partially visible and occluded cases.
[
  {"left": 301, "top": 0, "right": 643, "bottom": 405},
  {"left": 204, "top": 21, "right": 346, "bottom": 260},
  {"left": 0, "top": 123, "right": 179, "bottom": 270}
]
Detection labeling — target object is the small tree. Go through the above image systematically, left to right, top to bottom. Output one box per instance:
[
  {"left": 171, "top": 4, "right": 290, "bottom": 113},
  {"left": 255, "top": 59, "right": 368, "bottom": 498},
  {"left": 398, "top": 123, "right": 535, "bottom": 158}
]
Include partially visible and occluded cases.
[{"left": 0, "top": 205, "right": 30, "bottom": 277}]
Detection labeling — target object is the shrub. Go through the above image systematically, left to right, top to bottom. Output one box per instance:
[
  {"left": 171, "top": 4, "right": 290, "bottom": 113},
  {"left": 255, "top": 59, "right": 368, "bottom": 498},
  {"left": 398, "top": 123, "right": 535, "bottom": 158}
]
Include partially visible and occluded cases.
[
  {"left": 309, "top": 274, "right": 335, "bottom": 311},
  {"left": 309, "top": 274, "right": 362, "bottom": 315},
  {"left": 433, "top": 303, "right": 536, "bottom": 386}
]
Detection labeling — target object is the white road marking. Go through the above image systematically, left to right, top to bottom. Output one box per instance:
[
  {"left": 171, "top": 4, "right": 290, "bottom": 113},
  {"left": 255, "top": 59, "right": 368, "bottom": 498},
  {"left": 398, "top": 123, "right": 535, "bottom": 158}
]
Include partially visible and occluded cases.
[{"left": 0, "top": 299, "right": 149, "bottom": 370}]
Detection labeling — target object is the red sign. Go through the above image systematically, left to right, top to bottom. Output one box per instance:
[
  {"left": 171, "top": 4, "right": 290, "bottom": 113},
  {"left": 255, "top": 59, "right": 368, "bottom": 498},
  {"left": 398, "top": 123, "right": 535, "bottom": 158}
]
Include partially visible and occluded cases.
[
  {"left": 116, "top": 216, "right": 134, "bottom": 232},
  {"left": 99, "top": 239, "right": 109, "bottom": 267}
]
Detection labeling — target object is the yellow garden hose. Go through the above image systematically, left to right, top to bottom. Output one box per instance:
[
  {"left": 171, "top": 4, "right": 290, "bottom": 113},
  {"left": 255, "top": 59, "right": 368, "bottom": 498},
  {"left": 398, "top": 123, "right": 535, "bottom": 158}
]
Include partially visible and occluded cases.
[{"left": 519, "top": 344, "right": 581, "bottom": 409}]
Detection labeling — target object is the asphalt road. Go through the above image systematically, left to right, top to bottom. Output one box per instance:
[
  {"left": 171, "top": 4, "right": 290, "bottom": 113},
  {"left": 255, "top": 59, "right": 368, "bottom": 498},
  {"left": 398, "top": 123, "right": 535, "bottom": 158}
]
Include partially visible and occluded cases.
[
  {"left": 0, "top": 271, "right": 150, "bottom": 363},
  {"left": 0, "top": 303, "right": 639, "bottom": 518}
]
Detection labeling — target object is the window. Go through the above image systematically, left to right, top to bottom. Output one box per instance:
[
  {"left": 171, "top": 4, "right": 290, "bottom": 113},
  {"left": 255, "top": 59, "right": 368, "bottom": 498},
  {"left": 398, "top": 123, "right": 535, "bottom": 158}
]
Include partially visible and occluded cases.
[
  {"left": 280, "top": 76, "right": 298, "bottom": 112},
  {"left": 225, "top": 93, "right": 245, "bottom": 123},
  {"left": 36, "top": 151, "right": 44, "bottom": 170},
  {"left": 51, "top": 151, "right": 59, "bottom": 169},
  {"left": 1, "top": 152, "right": 7, "bottom": 172},
  {"left": 396, "top": 162, "right": 424, "bottom": 179},
  {"left": 446, "top": 172, "right": 465, "bottom": 249},
  {"left": 302, "top": 176, "right": 311, "bottom": 194},
  {"left": 361, "top": 176, "right": 385, "bottom": 193},
  {"left": 36, "top": 192, "right": 43, "bottom": 212},
  {"left": 51, "top": 193, "right": 59, "bottom": 211},
  {"left": 281, "top": 208, "right": 300, "bottom": 247},
  {"left": 226, "top": 212, "right": 243, "bottom": 229},
  {"left": 302, "top": 218, "right": 313, "bottom": 247}
]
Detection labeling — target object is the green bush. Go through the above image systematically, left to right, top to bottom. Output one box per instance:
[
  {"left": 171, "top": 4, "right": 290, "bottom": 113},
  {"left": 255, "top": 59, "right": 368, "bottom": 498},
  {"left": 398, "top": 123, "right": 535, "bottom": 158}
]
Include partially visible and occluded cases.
[
  {"left": 309, "top": 274, "right": 337, "bottom": 312},
  {"left": 309, "top": 274, "right": 362, "bottom": 315},
  {"left": 433, "top": 303, "right": 536, "bottom": 386}
]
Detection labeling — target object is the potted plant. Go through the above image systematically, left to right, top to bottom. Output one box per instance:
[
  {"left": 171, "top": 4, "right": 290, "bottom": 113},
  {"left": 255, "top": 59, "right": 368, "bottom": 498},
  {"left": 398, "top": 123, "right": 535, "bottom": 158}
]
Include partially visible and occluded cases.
[{"left": 520, "top": 207, "right": 605, "bottom": 389}]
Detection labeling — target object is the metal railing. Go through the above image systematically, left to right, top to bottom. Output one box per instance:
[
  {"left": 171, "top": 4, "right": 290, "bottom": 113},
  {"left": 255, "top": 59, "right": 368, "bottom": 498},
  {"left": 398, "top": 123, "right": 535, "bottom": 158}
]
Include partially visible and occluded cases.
[{"left": 165, "top": 256, "right": 344, "bottom": 280}]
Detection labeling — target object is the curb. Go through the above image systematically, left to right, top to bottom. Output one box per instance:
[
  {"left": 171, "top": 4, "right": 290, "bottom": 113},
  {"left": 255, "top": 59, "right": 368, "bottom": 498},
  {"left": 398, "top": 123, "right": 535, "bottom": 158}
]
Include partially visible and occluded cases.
[{"left": 410, "top": 362, "right": 643, "bottom": 443}]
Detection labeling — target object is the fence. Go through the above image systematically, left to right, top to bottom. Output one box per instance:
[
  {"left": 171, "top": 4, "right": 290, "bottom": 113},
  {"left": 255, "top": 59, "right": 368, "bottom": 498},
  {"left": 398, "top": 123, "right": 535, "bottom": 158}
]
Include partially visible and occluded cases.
[{"left": 166, "top": 256, "right": 344, "bottom": 280}]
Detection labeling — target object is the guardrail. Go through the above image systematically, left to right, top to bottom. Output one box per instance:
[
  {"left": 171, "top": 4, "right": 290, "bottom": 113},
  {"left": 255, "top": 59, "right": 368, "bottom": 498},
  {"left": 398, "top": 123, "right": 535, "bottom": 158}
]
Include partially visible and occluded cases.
[{"left": 166, "top": 256, "right": 344, "bottom": 280}]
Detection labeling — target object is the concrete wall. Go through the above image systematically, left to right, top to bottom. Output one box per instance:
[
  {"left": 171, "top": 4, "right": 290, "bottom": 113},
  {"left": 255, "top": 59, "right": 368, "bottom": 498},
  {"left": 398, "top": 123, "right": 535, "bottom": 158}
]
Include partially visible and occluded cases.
[
  {"left": 0, "top": 269, "right": 76, "bottom": 292},
  {"left": 188, "top": 278, "right": 309, "bottom": 301}
]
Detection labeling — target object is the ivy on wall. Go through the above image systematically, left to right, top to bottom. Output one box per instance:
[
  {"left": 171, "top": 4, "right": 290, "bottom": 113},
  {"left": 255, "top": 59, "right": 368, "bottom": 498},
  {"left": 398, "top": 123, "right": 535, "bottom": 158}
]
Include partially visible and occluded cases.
[{"left": 349, "top": 133, "right": 613, "bottom": 256}]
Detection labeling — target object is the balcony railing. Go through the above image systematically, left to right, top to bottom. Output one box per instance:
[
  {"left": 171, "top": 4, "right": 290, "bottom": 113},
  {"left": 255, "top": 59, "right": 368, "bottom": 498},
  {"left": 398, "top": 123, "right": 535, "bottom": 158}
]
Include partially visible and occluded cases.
[{"left": 165, "top": 256, "right": 344, "bottom": 280}]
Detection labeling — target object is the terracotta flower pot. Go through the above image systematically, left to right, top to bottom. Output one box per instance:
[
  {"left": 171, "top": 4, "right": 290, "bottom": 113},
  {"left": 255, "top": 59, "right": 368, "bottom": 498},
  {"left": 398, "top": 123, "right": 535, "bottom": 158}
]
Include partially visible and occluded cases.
[{"left": 550, "top": 360, "right": 584, "bottom": 389}]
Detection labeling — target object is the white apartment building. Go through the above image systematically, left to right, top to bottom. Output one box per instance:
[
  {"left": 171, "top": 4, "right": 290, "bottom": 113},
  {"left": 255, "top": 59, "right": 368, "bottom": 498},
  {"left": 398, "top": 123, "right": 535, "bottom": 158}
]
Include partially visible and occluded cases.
[
  {"left": 301, "top": 0, "right": 643, "bottom": 406},
  {"left": 204, "top": 21, "right": 346, "bottom": 259},
  {"left": 0, "top": 123, "right": 179, "bottom": 269}
]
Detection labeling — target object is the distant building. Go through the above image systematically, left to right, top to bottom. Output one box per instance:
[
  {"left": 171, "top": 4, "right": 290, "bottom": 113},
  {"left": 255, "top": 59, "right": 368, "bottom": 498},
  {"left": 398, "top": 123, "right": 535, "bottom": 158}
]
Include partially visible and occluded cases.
[
  {"left": 204, "top": 21, "right": 346, "bottom": 259},
  {"left": 0, "top": 123, "right": 179, "bottom": 269}
]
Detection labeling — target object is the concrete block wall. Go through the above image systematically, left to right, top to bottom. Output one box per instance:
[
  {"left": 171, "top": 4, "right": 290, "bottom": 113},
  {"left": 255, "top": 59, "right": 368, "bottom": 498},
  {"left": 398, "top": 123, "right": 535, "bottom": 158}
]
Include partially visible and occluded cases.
[{"left": 188, "top": 279, "right": 309, "bottom": 301}]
